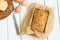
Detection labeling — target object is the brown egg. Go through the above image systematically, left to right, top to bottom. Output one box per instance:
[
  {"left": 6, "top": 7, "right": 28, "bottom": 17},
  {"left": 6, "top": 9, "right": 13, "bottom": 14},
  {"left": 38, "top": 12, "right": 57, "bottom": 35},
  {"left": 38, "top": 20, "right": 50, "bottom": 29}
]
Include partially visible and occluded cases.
[
  {"left": 15, "top": 0, "right": 23, "bottom": 3},
  {"left": 21, "top": 0, "right": 27, "bottom": 6},
  {"left": 15, "top": 6, "right": 21, "bottom": 13}
]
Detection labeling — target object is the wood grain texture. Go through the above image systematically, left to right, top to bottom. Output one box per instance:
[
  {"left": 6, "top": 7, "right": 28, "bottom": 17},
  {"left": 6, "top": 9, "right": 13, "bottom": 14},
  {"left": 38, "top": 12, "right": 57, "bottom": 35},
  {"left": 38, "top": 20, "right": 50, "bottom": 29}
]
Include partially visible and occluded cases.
[{"left": 0, "top": 0, "right": 14, "bottom": 20}]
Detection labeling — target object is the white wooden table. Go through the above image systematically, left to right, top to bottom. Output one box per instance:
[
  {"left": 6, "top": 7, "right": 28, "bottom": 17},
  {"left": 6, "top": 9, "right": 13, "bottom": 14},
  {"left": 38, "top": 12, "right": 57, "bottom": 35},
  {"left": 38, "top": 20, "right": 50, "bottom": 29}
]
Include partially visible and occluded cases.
[{"left": 0, "top": 0, "right": 60, "bottom": 40}]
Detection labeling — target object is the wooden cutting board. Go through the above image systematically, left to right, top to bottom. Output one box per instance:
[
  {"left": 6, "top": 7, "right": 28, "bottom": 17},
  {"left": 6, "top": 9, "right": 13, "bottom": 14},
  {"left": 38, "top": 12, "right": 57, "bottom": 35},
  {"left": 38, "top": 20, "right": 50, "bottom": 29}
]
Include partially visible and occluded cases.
[{"left": 0, "top": 0, "right": 14, "bottom": 20}]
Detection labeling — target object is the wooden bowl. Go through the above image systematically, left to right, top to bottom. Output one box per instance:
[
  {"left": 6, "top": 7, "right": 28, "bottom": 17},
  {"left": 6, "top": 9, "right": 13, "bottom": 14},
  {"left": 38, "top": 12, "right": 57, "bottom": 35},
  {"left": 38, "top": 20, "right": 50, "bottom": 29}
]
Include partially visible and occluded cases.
[{"left": 0, "top": 0, "right": 14, "bottom": 20}]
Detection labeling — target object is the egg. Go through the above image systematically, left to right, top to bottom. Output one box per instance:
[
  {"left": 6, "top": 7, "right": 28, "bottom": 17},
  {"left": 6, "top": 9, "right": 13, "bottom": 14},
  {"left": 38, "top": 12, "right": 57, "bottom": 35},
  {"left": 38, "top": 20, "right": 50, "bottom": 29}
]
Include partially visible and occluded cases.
[
  {"left": 15, "top": 0, "right": 23, "bottom": 3},
  {"left": 21, "top": 0, "right": 27, "bottom": 6},
  {"left": 15, "top": 6, "right": 21, "bottom": 13}
]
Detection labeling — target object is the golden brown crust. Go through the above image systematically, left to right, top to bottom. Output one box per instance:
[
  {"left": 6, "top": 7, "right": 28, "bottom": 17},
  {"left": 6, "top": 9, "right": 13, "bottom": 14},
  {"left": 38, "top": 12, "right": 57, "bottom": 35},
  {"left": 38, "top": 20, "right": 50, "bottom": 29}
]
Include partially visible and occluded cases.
[{"left": 31, "top": 8, "right": 49, "bottom": 33}]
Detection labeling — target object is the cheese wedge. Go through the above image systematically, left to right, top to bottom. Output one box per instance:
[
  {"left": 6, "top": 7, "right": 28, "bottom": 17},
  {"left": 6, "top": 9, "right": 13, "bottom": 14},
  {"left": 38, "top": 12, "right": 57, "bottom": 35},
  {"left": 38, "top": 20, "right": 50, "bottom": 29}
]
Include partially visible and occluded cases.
[{"left": 0, "top": 1, "right": 8, "bottom": 11}]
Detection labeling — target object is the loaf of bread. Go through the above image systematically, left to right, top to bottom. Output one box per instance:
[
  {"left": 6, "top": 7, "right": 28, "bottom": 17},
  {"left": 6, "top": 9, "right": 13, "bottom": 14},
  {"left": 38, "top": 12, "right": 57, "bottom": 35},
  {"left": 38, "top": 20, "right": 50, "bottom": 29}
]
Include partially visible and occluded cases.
[{"left": 31, "top": 8, "right": 49, "bottom": 33}]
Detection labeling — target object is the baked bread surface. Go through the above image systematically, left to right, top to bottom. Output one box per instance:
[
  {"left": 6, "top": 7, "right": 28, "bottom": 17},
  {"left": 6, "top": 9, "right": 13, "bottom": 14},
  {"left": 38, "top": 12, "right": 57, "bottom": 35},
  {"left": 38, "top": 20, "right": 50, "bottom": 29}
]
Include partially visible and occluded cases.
[{"left": 31, "top": 8, "right": 49, "bottom": 33}]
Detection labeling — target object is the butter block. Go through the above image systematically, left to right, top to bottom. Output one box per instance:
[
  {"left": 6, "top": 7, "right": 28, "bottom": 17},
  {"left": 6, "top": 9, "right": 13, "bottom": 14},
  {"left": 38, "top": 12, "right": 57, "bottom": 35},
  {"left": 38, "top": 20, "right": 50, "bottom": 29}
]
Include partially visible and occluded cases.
[{"left": 0, "top": 1, "right": 8, "bottom": 11}]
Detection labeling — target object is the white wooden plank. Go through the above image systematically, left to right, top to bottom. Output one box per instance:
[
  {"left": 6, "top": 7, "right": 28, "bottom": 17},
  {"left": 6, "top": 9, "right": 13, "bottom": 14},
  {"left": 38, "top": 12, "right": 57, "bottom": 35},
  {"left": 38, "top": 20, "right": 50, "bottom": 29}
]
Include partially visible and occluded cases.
[
  {"left": 45, "top": 0, "right": 60, "bottom": 40},
  {"left": 57, "top": 0, "right": 60, "bottom": 15},
  {"left": 58, "top": 0, "right": 60, "bottom": 26},
  {"left": 7, "top": 1, "right": 21, "bottom": 40},
  {"left": 7, "top": 12, "right": 20, "bottom": 40},
  {"left": 0, "top": 18, "right": 8, "bottom": 40}
]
